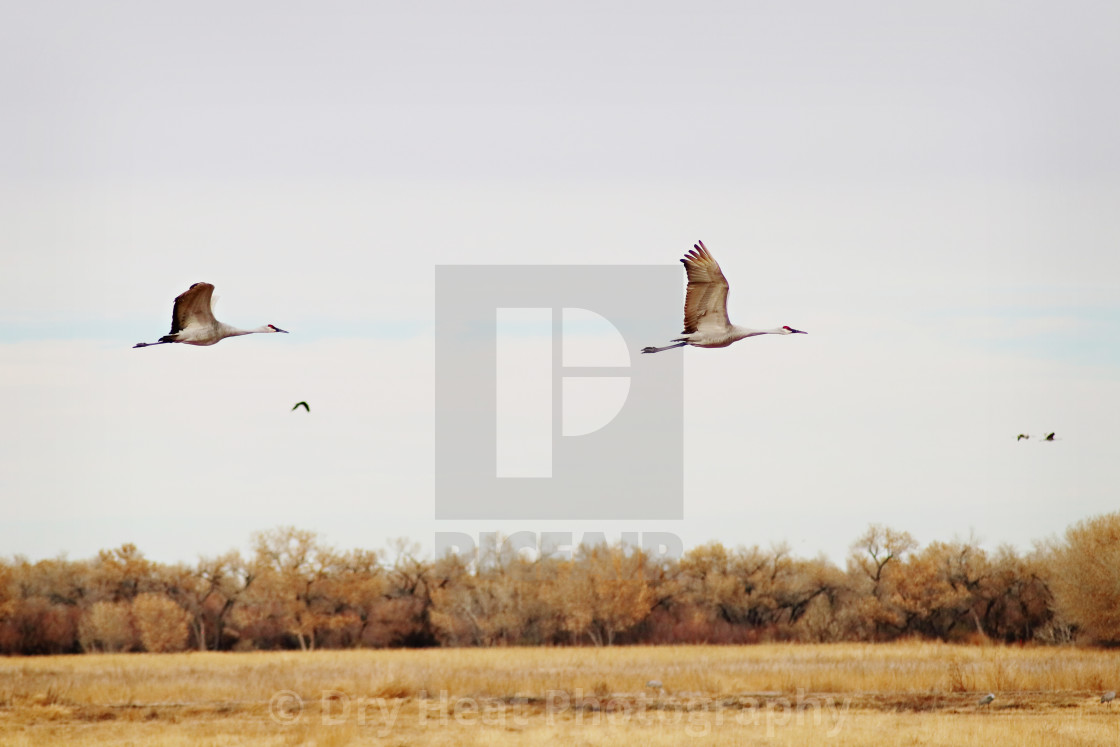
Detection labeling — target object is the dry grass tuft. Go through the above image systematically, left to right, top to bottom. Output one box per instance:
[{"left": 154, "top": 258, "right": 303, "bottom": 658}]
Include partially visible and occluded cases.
[{"left": 370, "top": 678, "right": 418, "bottom": 700}]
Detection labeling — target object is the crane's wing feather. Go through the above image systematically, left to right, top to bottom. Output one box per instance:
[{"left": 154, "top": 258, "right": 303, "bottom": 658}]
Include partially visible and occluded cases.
[
  {"left": 681, "top": 241, "right": 731, "bottom": 334},
  {"left": 170, "top": 283, "right": 217, "bottom": 334}
]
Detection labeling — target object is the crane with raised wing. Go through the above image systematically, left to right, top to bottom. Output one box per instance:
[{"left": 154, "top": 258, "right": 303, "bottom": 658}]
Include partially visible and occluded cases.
[
  {"left": 642, "top": 241, "right": 805, "bottom": 353},
  {"left": 134, "top": 283, "right": 287, "bottom": 348}
]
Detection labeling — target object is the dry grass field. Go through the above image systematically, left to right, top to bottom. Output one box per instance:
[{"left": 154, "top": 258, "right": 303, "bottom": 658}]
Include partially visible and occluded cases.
[{"left": 2, "top": 642, "right": 1119, "bottom": 745}]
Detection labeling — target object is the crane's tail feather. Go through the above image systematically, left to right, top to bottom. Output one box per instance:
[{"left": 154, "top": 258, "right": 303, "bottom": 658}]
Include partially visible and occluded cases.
[{"left": 641, "top": 341, "right": 688, "bottom": 354}]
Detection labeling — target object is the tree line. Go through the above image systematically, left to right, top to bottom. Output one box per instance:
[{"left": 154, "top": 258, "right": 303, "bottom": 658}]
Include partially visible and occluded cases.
[{"left": 2, "top": 513, "right": 1118, "bottom": 655}]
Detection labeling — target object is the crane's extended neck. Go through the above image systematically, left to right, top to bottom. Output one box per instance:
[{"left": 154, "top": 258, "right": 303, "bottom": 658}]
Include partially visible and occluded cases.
[
  {"left": 221, "top": 323, "right": 288, "bottom": 337},
  {"left": 725, "top": 324, "right": 797, "bottom": 342}
]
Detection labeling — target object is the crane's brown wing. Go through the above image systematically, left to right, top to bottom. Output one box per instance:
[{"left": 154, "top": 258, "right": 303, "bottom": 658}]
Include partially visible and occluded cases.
[
  {"left": 681, "top": 241, "right": 731, "bottom": 334},
  {"left": 169, "top": 283, "right": 216, "bottom": 334}
]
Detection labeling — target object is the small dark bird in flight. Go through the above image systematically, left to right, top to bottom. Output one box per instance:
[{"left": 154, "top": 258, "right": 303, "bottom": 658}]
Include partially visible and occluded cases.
[
  {"left": 134, "top": 282, "right": 287, "bottom": 348},
  {"left": 292, "top": 401, "right": 310, "bottom": 412},
  {"left": 1043, "top": 432, "right": 1056, "bottom": 441},
  {"left": 1017, "top": 434, "right": 1029, "bottom": 441}
]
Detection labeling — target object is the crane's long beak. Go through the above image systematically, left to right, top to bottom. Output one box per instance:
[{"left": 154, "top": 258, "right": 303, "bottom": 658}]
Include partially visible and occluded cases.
[
  {"left": 275, "top": 327, "right": 289, "bottom": 333},
  {"left": 791, "top": 328, "right": 807, "bottom": 334}
]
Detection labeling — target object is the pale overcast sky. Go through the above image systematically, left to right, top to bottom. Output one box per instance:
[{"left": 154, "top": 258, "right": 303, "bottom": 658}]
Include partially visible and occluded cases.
[{"left": 2, "top": 1, "right": 1118, "bottom": 565}]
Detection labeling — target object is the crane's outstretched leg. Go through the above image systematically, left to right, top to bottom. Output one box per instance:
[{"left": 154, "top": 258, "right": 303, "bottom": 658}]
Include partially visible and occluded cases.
[
  {"left": 134, "top": 333, "right": 180, "bottom": 348},
  {"left": 641, "top": 341, "right": 688, "bottom": 354}
]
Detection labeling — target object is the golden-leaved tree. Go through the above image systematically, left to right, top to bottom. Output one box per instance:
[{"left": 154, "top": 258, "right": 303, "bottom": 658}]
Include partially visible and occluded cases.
[
  {"left": 1047, "top": 511, "right": 1120, "bottom": 645},
  {"left": 846, "top": 525, "right": 918, "bottom": 640},
  {"left": 243, "top": 527, "right": 332, "bottom": 651},
  {"left": 430, "top": 543, "right": 562, "bottom": 646},
  {"left": 546, "top": 543, "right": 654, "bottom": 646},
  {"left": 132, "top": 592, "right": 192, "bottom": 652},
  {"left": 79, "top": 600, "right": 136, "bottom": 652}
]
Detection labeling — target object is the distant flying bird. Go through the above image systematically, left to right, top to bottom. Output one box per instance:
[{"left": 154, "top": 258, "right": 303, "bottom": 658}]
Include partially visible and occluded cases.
[
  {"left": 641, "top": 241, "right": 806, "bottom": 353},
  {"left": 134, "top": 283, "right": 287, "bottom": 348},
  {"left": 292, "top": 401, "right": 310, "bottom": 412},
  {"left": 1018, "top": 432, "right": 1060, "bottom": 442},
  {"left": 1102, "top": 691, "right": 1115, "bottom": 705},
  {"left": 977, "top": 693, "right": 995, "bottom": 707}
]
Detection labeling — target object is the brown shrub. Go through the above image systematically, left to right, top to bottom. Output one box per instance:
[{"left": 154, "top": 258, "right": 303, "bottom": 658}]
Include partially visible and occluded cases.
[{"left": 132, "top": 593, "right": 191, "bottom": 653}]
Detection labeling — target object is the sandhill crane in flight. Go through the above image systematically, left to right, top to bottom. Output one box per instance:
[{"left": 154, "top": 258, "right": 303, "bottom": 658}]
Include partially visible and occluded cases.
[
  {"left": 641, "top": 241, "right": 805, "bottom": 353},
  {"left": 134, "top": 283, "right": 287, "bottom": 348},
  {"left": 292, "top": 401, "right": 310, "bottom": 412}
]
